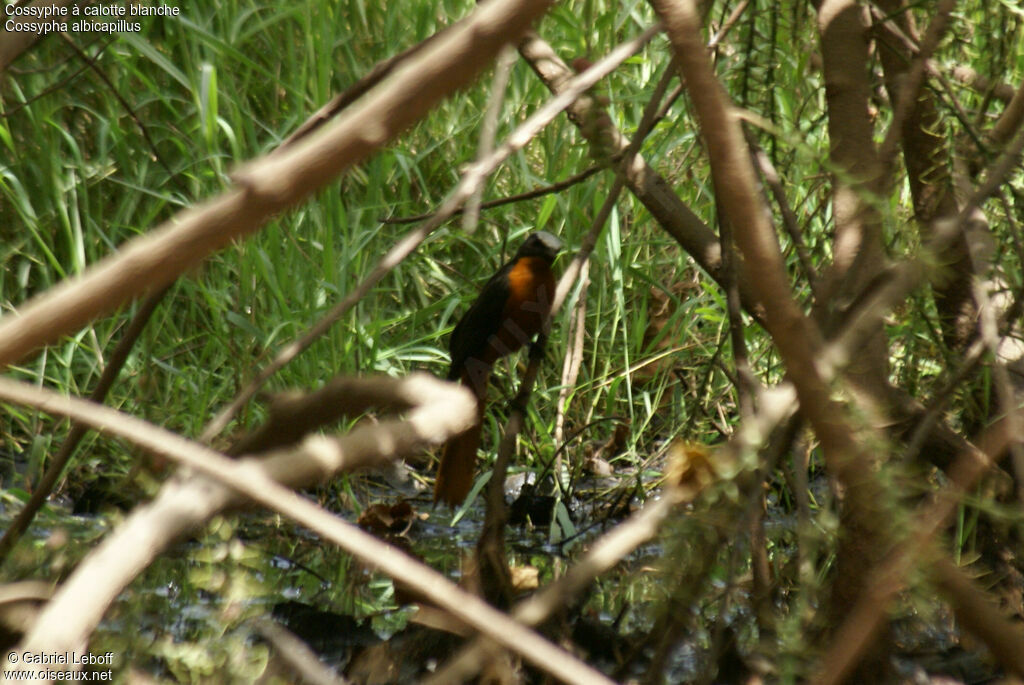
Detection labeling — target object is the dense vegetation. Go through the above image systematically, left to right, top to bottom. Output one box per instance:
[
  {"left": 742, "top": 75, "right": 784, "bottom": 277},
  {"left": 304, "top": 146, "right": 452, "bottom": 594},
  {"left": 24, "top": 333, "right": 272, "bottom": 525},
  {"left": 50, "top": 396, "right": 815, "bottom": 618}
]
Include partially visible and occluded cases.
[{"left": 2, "top": 0, "right": 1023, "bottom": 682}]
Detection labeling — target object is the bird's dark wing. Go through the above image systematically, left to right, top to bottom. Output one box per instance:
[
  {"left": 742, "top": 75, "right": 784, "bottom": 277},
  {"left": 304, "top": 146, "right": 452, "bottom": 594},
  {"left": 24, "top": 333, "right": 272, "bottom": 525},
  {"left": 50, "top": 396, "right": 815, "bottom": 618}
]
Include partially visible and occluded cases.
[{"left": 447, "top": 261, "right": 513, "bottom": 380}]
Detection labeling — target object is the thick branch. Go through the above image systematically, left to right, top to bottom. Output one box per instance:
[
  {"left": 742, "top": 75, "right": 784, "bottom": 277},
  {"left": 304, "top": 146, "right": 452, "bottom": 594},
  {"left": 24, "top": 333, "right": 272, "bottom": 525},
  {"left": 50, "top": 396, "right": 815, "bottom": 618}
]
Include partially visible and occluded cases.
[
  {"left": 813, "top": 0, "right": 890, "bottom": 399},
  {"left": 650, "top": 3, "right": 893, "bottom": 677}
]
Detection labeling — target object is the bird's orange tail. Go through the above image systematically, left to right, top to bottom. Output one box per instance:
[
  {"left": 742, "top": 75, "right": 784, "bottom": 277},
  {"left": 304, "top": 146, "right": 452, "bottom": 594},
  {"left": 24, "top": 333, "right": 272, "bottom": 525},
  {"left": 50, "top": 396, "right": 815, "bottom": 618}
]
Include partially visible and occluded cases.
[
  {"left": 435, "top": 369, "right": 488, "bottom": 507},
  {"left": 434, "top": 421, "right": 483, "bottom": 506}
]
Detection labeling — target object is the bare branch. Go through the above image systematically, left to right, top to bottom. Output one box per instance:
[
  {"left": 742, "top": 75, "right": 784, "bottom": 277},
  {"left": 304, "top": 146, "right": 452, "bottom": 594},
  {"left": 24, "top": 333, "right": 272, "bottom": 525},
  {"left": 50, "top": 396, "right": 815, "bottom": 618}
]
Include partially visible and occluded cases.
[
  {"left": 874, "top": 0, "right": 977, "bottom": 349},
  {"left": 876, "top": 0, "right": 956, "bottom": 174},
  {"left": 650, "top": 2, "right": 896, "bottom": 677},
  {"left": 276, "top": 22, "right": 457, "bottom": 150},
  {"left": 57, "top": 31, "right": 176, "bottom": 181},
  {"left": 463, "top": 44, "right": 518, "bottom": 234},
  {"left": 952, "top": 65, "right": 1017, "bottom": 103},
  {"left": 748, "top": 137, "right": 820, "bottom": 298},
  {"left": 380, "top": 165, "right": 604, "bottom": 225},
  {"left": 251, "top": 621, "right": 351, "bottom": 685}
]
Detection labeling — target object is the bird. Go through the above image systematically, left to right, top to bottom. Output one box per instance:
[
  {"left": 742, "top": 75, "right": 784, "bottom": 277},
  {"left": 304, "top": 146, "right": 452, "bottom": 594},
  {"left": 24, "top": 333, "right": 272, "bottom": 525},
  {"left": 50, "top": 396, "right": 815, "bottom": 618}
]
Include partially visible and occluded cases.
[{"left": 434, "top": 231, "right": 563, "bottom": 506}]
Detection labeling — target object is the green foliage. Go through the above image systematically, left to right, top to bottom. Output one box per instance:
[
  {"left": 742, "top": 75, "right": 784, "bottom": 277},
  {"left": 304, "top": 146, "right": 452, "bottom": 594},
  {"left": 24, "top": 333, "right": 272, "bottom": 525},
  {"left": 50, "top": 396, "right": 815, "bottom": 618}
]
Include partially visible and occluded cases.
[{"left": 4, "top": 0, "right": 1024, "bottom": 681}]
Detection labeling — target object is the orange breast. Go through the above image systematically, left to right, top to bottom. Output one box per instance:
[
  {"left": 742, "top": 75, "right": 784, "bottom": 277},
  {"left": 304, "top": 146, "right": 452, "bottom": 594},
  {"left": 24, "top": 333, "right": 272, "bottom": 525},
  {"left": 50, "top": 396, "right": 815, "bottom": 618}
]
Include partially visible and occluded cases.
[{"left": 493, "top": 256, "right": 555, "bottom": 354}]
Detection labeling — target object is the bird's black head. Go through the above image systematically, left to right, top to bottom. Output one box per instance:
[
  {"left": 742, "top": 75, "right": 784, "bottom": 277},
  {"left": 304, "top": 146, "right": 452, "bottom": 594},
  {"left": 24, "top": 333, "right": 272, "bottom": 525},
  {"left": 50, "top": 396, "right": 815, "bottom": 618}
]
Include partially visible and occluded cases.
[{"left": 515, "top": 231, "right": 562, "bottom": 262}]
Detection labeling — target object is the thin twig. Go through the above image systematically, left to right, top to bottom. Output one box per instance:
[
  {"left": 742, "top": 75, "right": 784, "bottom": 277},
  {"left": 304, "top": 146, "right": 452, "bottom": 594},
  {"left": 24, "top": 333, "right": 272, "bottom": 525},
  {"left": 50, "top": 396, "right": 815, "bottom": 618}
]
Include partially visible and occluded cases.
[
  {"left": 708, "top": 0, "right": 750, "bottom": 48},
  {"left": 872, "top": 8, "right": 992, "bottom": 163},
  {"left": 516, "top": 29, "right": 773, "bottom": 323},
  {"left": 57, "top": 32, "right": 176, "bottom": 181},
  {"left": 463, "top": 44, "right": 517, "bottom": 234},
  {"left": 2, "top": 50, "right": 96, "bottom": 118},
  {"left": 552, "top": 50, "right": 679, "bottom": 461},
  {"left": 808, "top": 119, "right": 1024, "bottom": 685},
  {"left": 747, "top": 135, "right": 820, "bottom": 299},
  {"left": 379, "top": 165, "right": 604, "bottom": 225},
  {"left": 476, "top": 173, "right": 626, "bottom": 605},
  {"left": 553, "top": 259, "right": 587, "bottom": 454},
  {"left": 971, "top": 274, "right": 1024, "bottom": 500},
  {"left": 811, "top": 409, "right": 1015, "bottom": 685},
  {"left": 930, "top": 557, "right": 1024, "bottom": 678}
]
